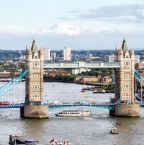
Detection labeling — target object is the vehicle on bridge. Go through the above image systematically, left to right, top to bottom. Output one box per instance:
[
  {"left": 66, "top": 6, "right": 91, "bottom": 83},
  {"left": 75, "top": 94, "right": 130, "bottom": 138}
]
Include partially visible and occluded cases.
[{"left": 0, "top": 101, "right": 10, "bottom": 105}]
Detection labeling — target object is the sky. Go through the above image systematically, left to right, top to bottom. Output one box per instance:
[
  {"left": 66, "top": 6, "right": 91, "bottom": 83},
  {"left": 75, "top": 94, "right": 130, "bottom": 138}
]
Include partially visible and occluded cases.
[{"left": 0, "top": 0, "right": 144, "bottom": 50}]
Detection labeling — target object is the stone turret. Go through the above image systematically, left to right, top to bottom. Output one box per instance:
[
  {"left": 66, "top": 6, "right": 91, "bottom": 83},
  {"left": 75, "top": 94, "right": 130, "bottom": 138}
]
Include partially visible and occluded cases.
[
  {"left": 21, "top": 39, "right": 48, "bottom": 119},
  {"left": 110, "top": 39, "right": 140, "bottom": 117},
  {"left": 118, "top": 39, "right": 135, "bottom": 104}
]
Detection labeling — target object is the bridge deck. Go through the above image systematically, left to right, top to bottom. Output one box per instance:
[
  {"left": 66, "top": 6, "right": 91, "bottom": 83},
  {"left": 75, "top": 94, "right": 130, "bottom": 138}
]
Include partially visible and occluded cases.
[
  {"left": 0, "top": 102, "right": 115, "bottom": 110},
  {"left": 0, "top": 102, "right": 143, "bottom": 110}
]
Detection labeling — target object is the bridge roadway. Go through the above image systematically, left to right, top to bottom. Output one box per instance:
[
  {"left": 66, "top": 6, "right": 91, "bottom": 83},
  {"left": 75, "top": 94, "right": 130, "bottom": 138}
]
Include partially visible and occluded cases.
[
  {"left": 44, "top": 61, "right": 120, "bottom": 69},
  {"left": 0, "top": 102, "right": 115, "bottom": 110},
  {"left": 1, "top": 102, "right": 144, "bottom": 110},
  {"left": 48, "top": 102, "right": 115, "bottom": 110},
  {"left": 0, "top": 103, "right": 24, "bottom": 108}
]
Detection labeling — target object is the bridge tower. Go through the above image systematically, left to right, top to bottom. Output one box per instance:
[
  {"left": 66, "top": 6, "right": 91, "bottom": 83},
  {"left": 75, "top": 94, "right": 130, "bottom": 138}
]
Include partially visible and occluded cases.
[
  {"left": 20, "top": 39, "right": 48, "bottom": 118},
  {"left": 111, "top": 39, "right": 140, "bottom": 117}
]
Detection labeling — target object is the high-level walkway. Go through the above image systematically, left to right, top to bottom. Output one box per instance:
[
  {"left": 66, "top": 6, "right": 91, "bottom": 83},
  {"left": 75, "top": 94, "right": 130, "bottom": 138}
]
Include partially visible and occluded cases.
[{"left": 44, "top": 61, "right": 120, "bottom": 69}]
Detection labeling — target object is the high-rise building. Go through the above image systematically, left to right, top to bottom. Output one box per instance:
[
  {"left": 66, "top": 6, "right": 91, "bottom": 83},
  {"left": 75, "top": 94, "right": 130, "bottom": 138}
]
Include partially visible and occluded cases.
[
  {"left": 63, "top": 47, "right": 71, "bottom": 61},
  {"left": 43, "top": 48, "right": 51, "bottom": 60},
  {"left": 51, "top": 52, "right": 57, "bottom": 60},
  {"left": 105, "top": 54, "right": 115, "bottom": 62},
  {"left": 135, "top": 55, "right": 140, "bottom": 63}
]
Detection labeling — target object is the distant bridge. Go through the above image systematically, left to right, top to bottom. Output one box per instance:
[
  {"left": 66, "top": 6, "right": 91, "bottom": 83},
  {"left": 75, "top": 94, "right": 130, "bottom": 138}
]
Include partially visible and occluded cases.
[{"left": 44, "top": 61, "right": 120, "bottom": 69}]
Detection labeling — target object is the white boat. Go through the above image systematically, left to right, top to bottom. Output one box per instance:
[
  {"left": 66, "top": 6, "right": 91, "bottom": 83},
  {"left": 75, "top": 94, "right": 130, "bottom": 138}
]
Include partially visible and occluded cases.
[{"left": 55, "top": 110, "right": 92, "bottom": 117}]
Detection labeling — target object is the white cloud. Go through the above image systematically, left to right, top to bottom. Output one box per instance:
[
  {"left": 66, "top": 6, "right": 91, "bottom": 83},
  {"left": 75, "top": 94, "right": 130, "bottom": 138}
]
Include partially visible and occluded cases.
[
  {"left": 0, "top": 16, "right": 144, "bottom": 50},
  {"left": 0, "top": 21, "right": 144, "bottom": 38},
  {"left": 0, "top": 23, "right": 85, "bottom": 36},
  {"left": 0, "top": 24, "right": 28, "bottom": 35},
  {"left": 49, "top": 24, "right": 83, "bottom": 36}
]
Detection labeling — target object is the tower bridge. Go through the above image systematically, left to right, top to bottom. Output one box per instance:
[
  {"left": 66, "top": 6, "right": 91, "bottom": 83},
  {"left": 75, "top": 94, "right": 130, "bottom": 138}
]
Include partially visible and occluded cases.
[{"left": 0, "top": 39, "right": 141, "bottom": 118}]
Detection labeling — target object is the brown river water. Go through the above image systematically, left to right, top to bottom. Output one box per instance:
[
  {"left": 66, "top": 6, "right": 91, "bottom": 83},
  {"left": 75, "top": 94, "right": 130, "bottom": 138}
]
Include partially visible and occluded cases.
[{"left": 0, "top": 82, "right": 144, "bottom": 145}]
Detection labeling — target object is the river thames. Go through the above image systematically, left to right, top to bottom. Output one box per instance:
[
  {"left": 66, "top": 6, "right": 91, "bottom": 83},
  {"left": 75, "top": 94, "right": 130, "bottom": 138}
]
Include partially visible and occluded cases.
[{"left": 0, "top": 82, "right": 144, "bottom": 145}]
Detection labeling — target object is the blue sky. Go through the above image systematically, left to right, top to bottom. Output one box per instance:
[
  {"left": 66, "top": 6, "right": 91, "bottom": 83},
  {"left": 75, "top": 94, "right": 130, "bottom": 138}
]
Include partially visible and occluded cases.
[{"left": 0, "top": 0, "right": 144, "bottom": 50}]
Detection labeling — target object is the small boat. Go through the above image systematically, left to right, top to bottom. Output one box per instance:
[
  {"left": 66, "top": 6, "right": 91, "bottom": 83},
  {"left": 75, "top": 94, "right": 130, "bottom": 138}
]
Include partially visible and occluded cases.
[
  {"left": 81, "top": 89, "right": 85, "bottom": 92},
  {"left": 93, "top": 89, "right": 106, "bottom": 93},
  {"left": 93, "top": 90, "right": 97, "bottom": 93},
  {"left": 80, "top": 93, "right": 91, "bottom": 98},
  {"left": 136, "top": 95, "right": 141, "bottom": 101},
  {"left": 136, "top": 95, "right": 144, "bottom": 102},
  {"left": 55, "top": 110, "right": 92, "bottom": 117},
  {"left": 110, "top": 127, "right": 119, "bottom": 134},
  {"left": 9, "top": 135, "right": 39, "bottom": 145},
  {"left": 49, "top": 138, "right": 70, "bottom": 145}
]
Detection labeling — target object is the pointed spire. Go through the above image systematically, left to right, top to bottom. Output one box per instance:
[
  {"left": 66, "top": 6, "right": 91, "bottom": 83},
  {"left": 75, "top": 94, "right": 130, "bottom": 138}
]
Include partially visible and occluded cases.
[
  {"left": 121, "top": 38, "right": 128, "bottom": 51},
  {"left": 31, "top": 39, "right": 39, "bottom": 53}
]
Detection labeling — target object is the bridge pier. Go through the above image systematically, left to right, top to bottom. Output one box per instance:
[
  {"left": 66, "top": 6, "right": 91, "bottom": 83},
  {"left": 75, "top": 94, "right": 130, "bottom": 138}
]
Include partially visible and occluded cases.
[
  {"left": 110, "top": 103, "right": 140, "bottom": 117},
  {"left": 20, "top": 105, "right": 48, "bottom": 119}
]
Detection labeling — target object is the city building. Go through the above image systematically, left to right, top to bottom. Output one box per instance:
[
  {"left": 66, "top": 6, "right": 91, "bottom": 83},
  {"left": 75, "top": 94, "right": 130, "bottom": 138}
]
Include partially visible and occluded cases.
[
  {"left": 63, "top": 47, "right": 71, "bottom": 61},
  {"left": 43, "top": 48, "right": 51, "bottom": 60},
  {"left": 19, "top": 50, "right": 24, "bottom": 60},
  {"left": 51, "top": 52, "right": 57, "bottom": 60},
  {"left": 105, "top": 54, "right": 115, "bottom": 62},
  {"left": 135, "top": 55, "right": 140, "bottom": 63},
  {"left": 137, "top": 61, "right": 144, "bottom": 69},
  {"left": 72, "top": 68, "right": 91, "bottom": 75},
  {"left": 74, "top": 76, "right": 99, "bottom": 84},
  {"left": 103, "top": 76, "right": 112, "bottom": 84}
]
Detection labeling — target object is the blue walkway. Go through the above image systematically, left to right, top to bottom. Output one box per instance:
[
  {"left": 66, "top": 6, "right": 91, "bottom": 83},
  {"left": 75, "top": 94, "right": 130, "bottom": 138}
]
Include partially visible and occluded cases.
[
  {"left": 0, "top": 102, "right": 114, "bottom": 110},
  {"left": 1, "top": 102, "right": 143, "bottom": 110},
  {"left": 48, "top": 102, "right": 115, "bottom": 110},
  {"left": 0, "top": 104, "right": 24, "bottom": 108}
]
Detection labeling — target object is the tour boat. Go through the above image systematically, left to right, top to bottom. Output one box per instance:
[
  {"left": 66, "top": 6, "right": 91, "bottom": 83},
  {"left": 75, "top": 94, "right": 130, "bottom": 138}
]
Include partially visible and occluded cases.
[
  {"left": 55, "top": 110, "right": 92, "bottom": 117},
  {"left": 110, "top": 127, "right": 119, "bottom": 134},
  {"left": 9, "top": 135, "right": 39, "bottom": 145}
]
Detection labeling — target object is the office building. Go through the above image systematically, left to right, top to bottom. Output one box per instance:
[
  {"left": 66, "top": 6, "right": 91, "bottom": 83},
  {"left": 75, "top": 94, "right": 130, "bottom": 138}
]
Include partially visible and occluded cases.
[{"left": 64, "top": 47, "right": 71, "bottom": 61}]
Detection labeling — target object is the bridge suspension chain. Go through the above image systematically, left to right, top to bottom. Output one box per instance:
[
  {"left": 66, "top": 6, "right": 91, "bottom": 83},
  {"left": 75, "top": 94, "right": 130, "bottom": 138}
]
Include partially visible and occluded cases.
[{"left": 0, "top": 70, "right": 28, "bottom": 97}]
